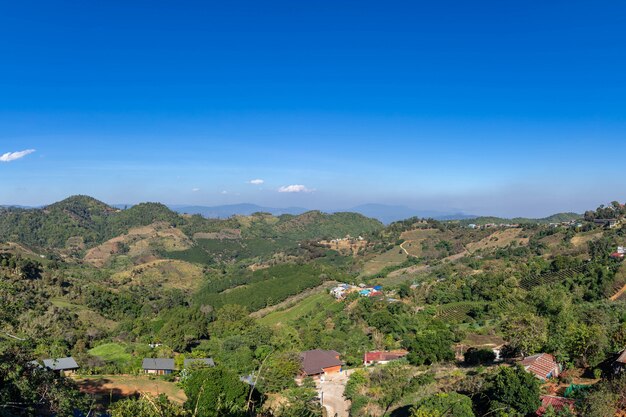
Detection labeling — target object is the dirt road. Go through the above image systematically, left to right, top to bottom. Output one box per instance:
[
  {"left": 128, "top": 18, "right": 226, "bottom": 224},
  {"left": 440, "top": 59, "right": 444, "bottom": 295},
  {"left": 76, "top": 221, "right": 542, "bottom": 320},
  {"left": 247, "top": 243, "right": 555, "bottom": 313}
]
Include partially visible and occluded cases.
[{"left": 317, "top": 370, "right": 353, "bottom": 417}]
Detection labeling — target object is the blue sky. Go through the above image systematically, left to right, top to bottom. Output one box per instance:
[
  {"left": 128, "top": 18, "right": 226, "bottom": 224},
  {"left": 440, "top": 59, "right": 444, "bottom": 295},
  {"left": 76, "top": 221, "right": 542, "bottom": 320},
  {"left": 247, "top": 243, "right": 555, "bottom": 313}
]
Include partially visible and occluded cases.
[{"left": 1, "top": 1, "right": 625, "bottom": 217}]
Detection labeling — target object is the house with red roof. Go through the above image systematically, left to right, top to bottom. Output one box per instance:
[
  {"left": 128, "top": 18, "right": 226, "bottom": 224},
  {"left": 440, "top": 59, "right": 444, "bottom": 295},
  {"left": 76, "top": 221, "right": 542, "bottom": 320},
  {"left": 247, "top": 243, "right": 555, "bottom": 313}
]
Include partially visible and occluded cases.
[
  {"left": 363, "top": 350, "right": 409, "bottom": 366},
  {"left": 520, "top": 353, "right": 560, "bottom": 381},
  {"left": 536, "top": 395, "right": 575, "bottom": 416}
]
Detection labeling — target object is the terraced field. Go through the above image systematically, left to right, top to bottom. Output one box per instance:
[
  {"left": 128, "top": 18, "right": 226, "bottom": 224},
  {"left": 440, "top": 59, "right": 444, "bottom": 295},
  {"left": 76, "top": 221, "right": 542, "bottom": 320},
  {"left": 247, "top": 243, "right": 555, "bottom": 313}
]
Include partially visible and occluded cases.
[{"left": 258, "top": 291, "right": 337, "bottom": 325}]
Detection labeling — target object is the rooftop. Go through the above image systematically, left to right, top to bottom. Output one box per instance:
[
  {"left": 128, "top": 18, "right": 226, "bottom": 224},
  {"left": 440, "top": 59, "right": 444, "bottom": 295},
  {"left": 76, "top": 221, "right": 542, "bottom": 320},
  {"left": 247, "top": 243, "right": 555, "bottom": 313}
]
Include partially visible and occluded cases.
[
  {"left": 42, "top": 357, "right": 79, "bottom": 371},
  {"left": 142, "top": 358, "right": 175, "bottom": 370}
]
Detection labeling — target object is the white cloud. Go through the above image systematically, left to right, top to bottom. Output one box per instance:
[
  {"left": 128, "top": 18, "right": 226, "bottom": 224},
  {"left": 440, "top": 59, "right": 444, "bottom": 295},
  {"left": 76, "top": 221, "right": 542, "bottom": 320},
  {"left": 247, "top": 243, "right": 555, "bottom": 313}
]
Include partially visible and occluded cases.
[
  {"left": 0, "top": 149, "right": 36, "bottom": 162},
  {"left": 249, "top": 179, "right": 264, "bottom": 185},
  {"left": 278, "top": 184, "right": 314, "bottom": 193},
  {"left": 192, "top": 188, "right": 200, "bottom": 192},
  {"left": 220, "top": 190, "right": 228, "bottom": 194}
]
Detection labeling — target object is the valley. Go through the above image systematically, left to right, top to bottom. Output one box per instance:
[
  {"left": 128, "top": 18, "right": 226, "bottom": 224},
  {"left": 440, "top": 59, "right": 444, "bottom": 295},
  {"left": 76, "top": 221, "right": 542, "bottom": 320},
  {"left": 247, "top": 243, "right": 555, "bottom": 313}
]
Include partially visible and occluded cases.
[{"left": 1, "top": 196, "right": 626, "bottom": 416}]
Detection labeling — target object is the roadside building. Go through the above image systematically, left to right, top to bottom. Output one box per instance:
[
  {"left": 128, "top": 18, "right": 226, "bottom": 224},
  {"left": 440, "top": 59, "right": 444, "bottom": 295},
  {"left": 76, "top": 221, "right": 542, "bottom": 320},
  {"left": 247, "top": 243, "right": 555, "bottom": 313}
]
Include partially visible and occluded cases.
[
  {"left": 300, "top": 349, "right": 342, "bottom": 378},
  {"left": 363, "top": 350, "right": 409, "bottom": 366},
  {"left": 520, "top": 353, "right": 560, "bottom": 381},
  {"left": 42, "top": 357, "right": 79, "bottom": 376},
  {"left": 142, "top": 358, "right": 175, "bottom": 375}
]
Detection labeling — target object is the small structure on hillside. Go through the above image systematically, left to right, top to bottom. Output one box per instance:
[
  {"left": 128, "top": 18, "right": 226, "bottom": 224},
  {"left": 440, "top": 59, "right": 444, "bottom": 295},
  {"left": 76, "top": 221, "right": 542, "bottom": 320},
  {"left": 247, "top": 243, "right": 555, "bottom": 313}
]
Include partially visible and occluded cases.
[
  {"left": 300, "top": 349, "right": 343, "bottom": 378},
  {"left": 612, "top": 349, "right": 626, "bottom": 375},
  {"left": 363, "top": 350, "right": 409, "bottom": 366},
  {"left": 520, "top": 353, "right": 560, "bottom": 381},
  {"left": 42, "top": 357, "right": 79, "bottom": 376},
  {"left": 142, "top": 358, "right": 175, "bottom": 375},
  {"left": 183, "top": 358, "right": 215, "bottom": 368},
  {"left": 536, "top": 395, "right": 575, "bottom": 416}
]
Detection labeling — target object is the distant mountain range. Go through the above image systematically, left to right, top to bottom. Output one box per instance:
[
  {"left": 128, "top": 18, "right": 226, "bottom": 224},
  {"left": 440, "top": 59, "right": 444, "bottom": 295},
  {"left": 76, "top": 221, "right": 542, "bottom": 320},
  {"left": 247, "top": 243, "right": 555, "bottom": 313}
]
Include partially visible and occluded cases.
[
  {"left": 164, "top": 203, "right": 476, "bottom": 224},
  {"left": 168, "top": 203, "right": 309, "bottom": 218}
]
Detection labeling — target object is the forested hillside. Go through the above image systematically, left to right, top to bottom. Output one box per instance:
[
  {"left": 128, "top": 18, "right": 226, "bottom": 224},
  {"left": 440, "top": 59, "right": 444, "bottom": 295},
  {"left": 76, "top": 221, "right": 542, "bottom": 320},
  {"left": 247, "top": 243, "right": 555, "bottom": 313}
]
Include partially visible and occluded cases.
[{"left": 1, "top": 198, "right": 626, "bottom": 416}]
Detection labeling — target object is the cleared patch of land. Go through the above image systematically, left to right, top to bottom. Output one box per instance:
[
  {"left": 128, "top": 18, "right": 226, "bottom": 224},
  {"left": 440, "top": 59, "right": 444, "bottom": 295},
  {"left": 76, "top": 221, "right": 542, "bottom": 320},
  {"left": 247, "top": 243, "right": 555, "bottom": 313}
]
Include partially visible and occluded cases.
[
  {"left": 84, "top": 222, "right": 193, "bottom": 267},
  {"left": 465, "top": 228, "right": 528, "bottom": 253},
  {"left": 571, "top": 231, "right": 603, "bottom": 248},
  {"left": 319, "top": 238, "right": 368, "bottom": 256},
  {"left": 361, "top": 246, "right": 408, "bottom": 276},
  {"left": 110, "top": 259, "right": 204, "bottom": 291},
  {"left": 88, "top": 343, "right": 132, "bottom": 365},
  {"left": 75, "top": 375, "right": 186, "bottom": 404}
]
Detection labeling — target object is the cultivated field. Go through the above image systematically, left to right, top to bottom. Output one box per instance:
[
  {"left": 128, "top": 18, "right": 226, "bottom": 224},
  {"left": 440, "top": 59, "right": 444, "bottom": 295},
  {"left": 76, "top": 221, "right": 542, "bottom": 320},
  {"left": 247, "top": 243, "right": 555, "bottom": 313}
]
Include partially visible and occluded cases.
[
  {"left": 84, "top": 222, "right": 193, "bottom": 267},
  {"left": 465, "top": 228, "right": 528, "bottom": 253},
  {"left": 360, "top": 246, "right": 408, "bottom": 276},
  {"left": 110, "top": 259, "right": 205, "bottom": 291},
  {"left": 258, "top": 291, "right": 337, "bottom": 326}
]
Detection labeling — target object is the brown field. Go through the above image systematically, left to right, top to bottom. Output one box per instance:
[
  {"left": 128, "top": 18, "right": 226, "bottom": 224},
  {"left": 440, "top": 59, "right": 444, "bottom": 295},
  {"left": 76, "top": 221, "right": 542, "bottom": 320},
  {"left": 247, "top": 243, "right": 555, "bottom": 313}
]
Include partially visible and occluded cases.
[
  {"left": 84, "top": 222, "right": 193, "bottom": 267},
  {"left": 465, "top": 228, "right": 528, "bottom": 253},
  {"left": 399, "top": 229, "right": 441, "bottom": 257},
  {"left": 570, "top": 231, "right": 603, "bottom": 248},
  {"left": 537, "top": 232, "right": 566, "bottom": 249},
  {"left": 319, "top": 238, "right": 368, "bottom": 256},
  {"left": 360, "top": 246, "right": 408, "bottom": 276},
  {"left": 110, "top": 259, "right": 204, "bottom": 291},
  {"left": 75, "top": 374, "right": 186, "bottom": 405}
]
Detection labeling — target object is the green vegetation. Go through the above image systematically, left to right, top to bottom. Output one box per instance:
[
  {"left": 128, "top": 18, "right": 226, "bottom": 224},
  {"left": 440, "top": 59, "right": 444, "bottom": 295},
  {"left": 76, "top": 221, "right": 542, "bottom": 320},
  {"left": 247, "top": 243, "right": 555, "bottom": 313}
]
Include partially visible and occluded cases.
[
  {"left": 2, "top": 196, "right": 626, "bottom": 416},
  {"left": 194, "top": 263, "right": 339, "bottom": 311},
  {"left": 258, "top": 292, "right": 336, "bottom": 326},
  {"left": 88, "top": 343, "right": 132, "bottom": 365}
]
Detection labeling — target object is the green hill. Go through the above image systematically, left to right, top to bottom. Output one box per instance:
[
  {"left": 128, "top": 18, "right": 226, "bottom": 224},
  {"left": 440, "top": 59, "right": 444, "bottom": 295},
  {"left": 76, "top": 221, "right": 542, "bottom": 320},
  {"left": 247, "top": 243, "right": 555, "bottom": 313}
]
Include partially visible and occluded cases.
[{"left": 0, "top": 196, "right": 384, "bottom": 253}]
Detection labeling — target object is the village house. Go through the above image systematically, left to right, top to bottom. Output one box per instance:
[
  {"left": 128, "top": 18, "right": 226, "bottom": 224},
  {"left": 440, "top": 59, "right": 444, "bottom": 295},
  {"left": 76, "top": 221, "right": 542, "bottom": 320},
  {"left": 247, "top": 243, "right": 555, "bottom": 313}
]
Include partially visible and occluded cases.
[
  {"left": 300, "top": 349, "right": 343, "bottom": 379},
  {"left": 363, "top": 350, "right": 409, "bottom": 366},
  {"left": 520, "top": 353, "right": 560, "bottom": 381},
  {"left": 42, "top": 357, "right": 79, "bottom": 376},
  {"left": 142, "top": 358, "right": 175, "bottom": 375},
  {"left": 535, "top": 395, "right": 575, "bottom": 416}
]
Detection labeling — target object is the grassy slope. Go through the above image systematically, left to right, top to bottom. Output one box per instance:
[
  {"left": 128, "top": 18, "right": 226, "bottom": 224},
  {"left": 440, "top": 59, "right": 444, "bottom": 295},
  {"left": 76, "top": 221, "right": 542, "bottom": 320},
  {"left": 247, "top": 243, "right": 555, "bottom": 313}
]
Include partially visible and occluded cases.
[
  {"left": 258, "top": 292, "right": 336, "bottom": 326},
  {"left": 88, "top": 343, "right": 132, "bottom": 364}
]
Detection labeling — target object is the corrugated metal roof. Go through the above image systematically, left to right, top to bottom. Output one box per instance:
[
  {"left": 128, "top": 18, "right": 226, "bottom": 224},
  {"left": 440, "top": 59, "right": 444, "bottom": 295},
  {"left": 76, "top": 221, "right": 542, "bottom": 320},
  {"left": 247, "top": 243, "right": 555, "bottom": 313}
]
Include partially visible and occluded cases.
[
  {"left": 300, "top": 349, "right": 342, "bottom": 375},
  {"left": 42, "top": 357, "right": 78, "bottom": 371},
  {"left": 142, "top": 358, "right": 175, "bottom": 370},
  {"left": 184, "top": 358, "right": 215, "bottom": 367}
]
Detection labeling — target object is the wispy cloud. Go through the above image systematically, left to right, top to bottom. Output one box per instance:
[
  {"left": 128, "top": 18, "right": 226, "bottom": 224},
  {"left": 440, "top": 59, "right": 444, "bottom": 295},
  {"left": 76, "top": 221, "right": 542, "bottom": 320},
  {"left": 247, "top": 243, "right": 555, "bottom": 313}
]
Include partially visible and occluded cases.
[
  {"left": 0, "top": 149, "right": 36, "bottom": 162},
  {"left": 249, "top": 179, "right": 264, "bottom": 185},
  {"left": 278, "top": 184, "right": 314, "bottom": 193},
  {"left": 192, "top": 187, "right": 200, "bottom": 192},
  {"left": 220, "top": 190, "right": 229, "bottom": 194}
]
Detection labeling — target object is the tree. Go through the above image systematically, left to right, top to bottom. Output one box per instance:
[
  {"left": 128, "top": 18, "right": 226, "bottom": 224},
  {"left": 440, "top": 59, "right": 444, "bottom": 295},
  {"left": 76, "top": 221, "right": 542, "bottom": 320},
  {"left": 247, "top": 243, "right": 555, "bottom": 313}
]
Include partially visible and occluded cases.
[
  {"left": 500, "top": 313, "right": 547, "bottom": 356},
  {"left": 0, "top": 343, "right": 89, "bottom": 416},
  {"left": 464, "top": 348, "right": 496, "bottom": 366},
  {"left": 369, "top": 362, "right": 419, "bottom": 416},
  {"left": 484, "top": 365, "right": 541, "bottom": 415},
  {"left": 183, "top": 367, "right": 249, "bottom": 417},
  {"left": 411, "top": 392, "right": 475, "bottom": 417},
  {"left": 110, "top": 393, "right": 188, "bottom": 417}
]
